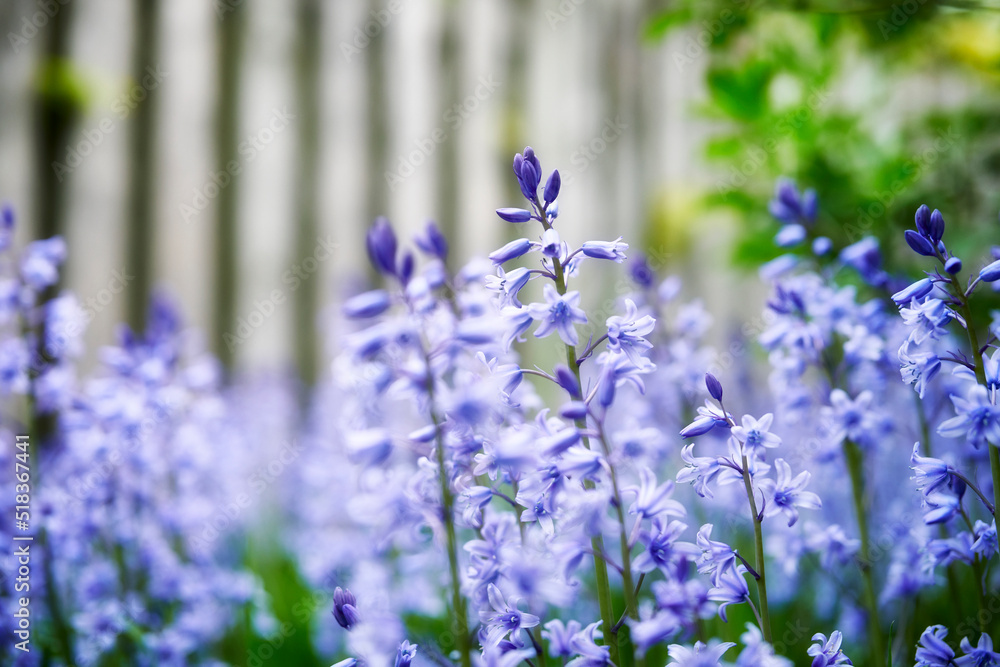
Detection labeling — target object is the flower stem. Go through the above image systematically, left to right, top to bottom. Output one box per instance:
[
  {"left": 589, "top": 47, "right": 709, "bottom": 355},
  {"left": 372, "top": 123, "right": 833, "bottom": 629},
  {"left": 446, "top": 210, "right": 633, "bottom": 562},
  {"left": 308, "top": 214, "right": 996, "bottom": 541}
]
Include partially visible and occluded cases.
[
  {"left": 544, "top": 223, "right": 621, "bottom": 665},
  {"left": 422, "top": 350, "right": 472, "bottom": 667},
  {"left": 843, "top": 439, "right": 885, "bottom": 667},
  {"left": 740, "top": 454, "right": 772, "bottom": 643}
]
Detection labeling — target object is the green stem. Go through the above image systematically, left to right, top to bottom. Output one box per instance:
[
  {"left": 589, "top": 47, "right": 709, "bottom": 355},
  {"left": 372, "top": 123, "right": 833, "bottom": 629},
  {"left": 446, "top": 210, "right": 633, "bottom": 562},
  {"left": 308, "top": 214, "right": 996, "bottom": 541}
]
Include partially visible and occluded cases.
[
  {"left": 545, "top": 216, "right": 620, "bottom": 665},
  {"left": 947, "top": 267, "right": 1000, "bottom": 521},
  {"left": 424, "top": 357, "right": 471, "bottom": 667},
  {"left": 843, "top": 439, "right": 885, "bottom": 666},
  {"left": 740, "top": 455, "right": 772, "bottom": 642}
]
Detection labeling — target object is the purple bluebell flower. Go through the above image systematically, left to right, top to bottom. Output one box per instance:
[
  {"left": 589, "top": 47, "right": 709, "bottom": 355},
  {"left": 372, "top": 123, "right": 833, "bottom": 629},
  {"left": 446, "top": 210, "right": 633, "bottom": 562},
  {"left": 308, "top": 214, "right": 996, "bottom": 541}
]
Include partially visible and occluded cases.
[
  {"left": 513, "top": 147, "right": 542, "bottom": 201},
  {"left": 544, "top": 169, "right": 561, "bottom": 205},
  {"left": 769, "top": 179, "right": 817, "bottom": 225},
  {"left": 0, "top": 204, "right": 12, "bottom": 250},
  {"left": 915, "top": 204, "right": 932, "bottom": 238},
  {"left": 496, "top": 207, "right": 533, "bottom": 224},
  {"left": 927, "top": 208, "right": 946, "bottom": 243},
  {"left": 366, "top": 217, "right": 398, "bottom": 276},
  {"left": 414, "top": 220, "right": 448, "bottom": 259},
  {"left": 775, "top": 224, "right": 807, "bottom": 248},
  {"left": 540, "top": 228, "right": 563, "bottom": 258},
  {"left": 905, "top": 229, "right": 937, "bottom": 257},
  {"left": 20, "top": 236, "right": 67, "bottom": 290},
  {"left": 813, "top": 236, "right": 832, "bottom": 256},
  {"left": 581, "top": 237, "right": 628, "bottom": 262},
  {"left": 839, "top": 237, "right": 884, "bottom": 286},
  {"left": 489, "top": 238, "right": 532, "bottom": 265},
  {"left": 629, "top": 254, "right": 656, "bottom": 288},
  {"left": 760, "top": 254, "right": 799, "bottom": 281},
  {"left": 945, "top": 256, "right": 962, "bottom": 274},
  {"left": 979, "top": 257, "right": 1000, "bottom": 283},
  {"left": 486, "top": 267, "right": 532, "bottom": 308},
  {"left": 891, "top": 277, "right": 935, "bottom": 305},
  {"left": 528, "top": 284, "right": 587, "bottom": 346},
  {"left": 343, "top": 290, "right": 391, "bottom": 319},
  {"left": 606, "top": 299, "right": 655, "bottom": 364},
  {"left": 501, "top": 306, "right": 535, "bottom": 350},
  {"left": 898, "top": 341, "right": 941, "bottom": 398},
  {"left": 554, "top": 364, "right": 582, "bottom": 398},
  {"left": 705, "top": 373, "right": 723, "bottom": 400},
  {"left": 938, "top": 384, "right": 1000, "bottom": 448},
  {"left": 825, "top": 389, "right": 878, "bottom": 447},
  {"left": 559, "top": 400, "right": 589, "bottom": 420},
  {"left": 730, "top": 413, "right": 780, "bottom": 457},
  {"left": 910, "top": 443, "right": 953, "bottom": 496},
  {"left": 676, "top": 444, "right": 723, "bottom": 498},
  {"left": 757, "top": 459, "right": 821, "bottom": 527},
  {"left": 626, "top": 467, "right": 685, "bottom": 519},
  {"left": 922, "top": 492, "right": 963, "bottom": 525},
  {"left": 632, "top": 518, "right": 698, "bottom": 574},
  {"left": 971, "top": 520, "right": 997, "bottom": 560},
  {"left": 694, "top": 524, "right": 737, "bottom": 583},
  {"left": 707, "top": 565, "right": 749, "bottom": 622},
  {"left": 479, "top": 583, "right": 540, "bottom": 649},
  {"left": 333, "top": 587, "right": 360, "bottom": 630},
  {"left": 630, "top": 608, "right": 682, "bottom": 657},
  {"left": 543, "top": 619, "right": 581, "bottom": 658},
  {"left": 563, "top": 621, "right": 610, "bottom": 667},
  {"left": 736, "top": 623, "right": 791, "bottom": 667},
  {"left": 915, "top": 625, "right": 955, "bottom": 667},
  {"left": 808, "top": 631, "right": 852, "bottom": 666},
  {"left": 958, "top": 633, "right": 1000, "bottom": 666},
  {"left": 394, "top": 640, "right": 418, "bottom": 667},
  {"left": 667, "top": 640, "right": 736, "bottom": 666},
  {"left": 331, "top": 660, "right": 358, "bottom": 667}
]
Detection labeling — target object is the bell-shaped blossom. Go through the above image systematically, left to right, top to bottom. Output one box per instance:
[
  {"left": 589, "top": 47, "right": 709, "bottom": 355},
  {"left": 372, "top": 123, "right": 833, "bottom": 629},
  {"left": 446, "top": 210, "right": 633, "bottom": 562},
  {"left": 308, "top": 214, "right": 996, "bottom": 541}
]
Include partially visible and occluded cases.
[
  {"left": 528, "top": 284, "right": 588, "bottom": 346},
  {"left": 605, "top": 299, "right": 655, "bottom": 364},
  {"left": 938, "top": 383, "right": 1000, "bottom": 448},
  {"left": 757, "top": 459, "right": 821, "bottom": 527},
  {"left": 632, "top": 518, "right": 698, "bottom": 574},
  {"left": 707, "top": 565, "right": 749, "bottom": 622},
  {"left": 479, "top": 584, "right": 540, "bottom": 649},
  {"left": 915, "top": 625, "right": 955, "bottom": 667},
  {"left": 807, "top": 631, "right": 852, "bottom": 666},
  {"left": 957, "top": 634, "right": 1000, "bottom": 666},
  {"left": 667, "top": 640, "right": 736, "bottom": 667}
]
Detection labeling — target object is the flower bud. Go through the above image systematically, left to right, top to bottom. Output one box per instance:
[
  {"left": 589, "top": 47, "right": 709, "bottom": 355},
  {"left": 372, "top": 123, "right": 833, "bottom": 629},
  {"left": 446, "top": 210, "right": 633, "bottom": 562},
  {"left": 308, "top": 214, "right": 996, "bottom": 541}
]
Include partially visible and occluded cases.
[
  {"left": 544, "top": 169, "right": 561, "bottom": 205},
  {"left": 496, "top": 208, "right": 532, "bottom": 223},
  {"left": 365, "top": 217, "right": 397, "bottom": 276},
  {"left": 904, "top": 230, "right": 935, "bottom": 257},
  {"left": 944, "top": 257, "right": 962, "bottom": 274},
  {"left": 705, "top": 373, "right": 723, "bottom": 400}
]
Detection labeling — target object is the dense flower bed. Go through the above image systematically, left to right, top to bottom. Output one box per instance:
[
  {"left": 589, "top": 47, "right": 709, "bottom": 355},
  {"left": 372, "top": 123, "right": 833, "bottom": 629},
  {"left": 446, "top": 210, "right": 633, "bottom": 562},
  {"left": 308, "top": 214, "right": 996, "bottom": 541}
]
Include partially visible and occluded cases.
[{"left": 1, "top": 149, "right": 998, "bottom": 666}]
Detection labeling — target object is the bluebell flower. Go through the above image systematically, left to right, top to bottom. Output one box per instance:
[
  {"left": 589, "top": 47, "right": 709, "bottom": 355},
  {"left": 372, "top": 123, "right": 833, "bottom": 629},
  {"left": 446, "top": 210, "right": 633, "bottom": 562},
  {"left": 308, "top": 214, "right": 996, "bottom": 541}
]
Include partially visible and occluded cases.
[
  {"left": 513, "top": 147, "right": 542, "bottom": 201},
  {"left": 543, "top": 169, "right": 561, "bottom": 205},
  {"left": 769, "top": 179, "right": 817, "bottom": 225},
  {"left": 0, "top": 204, "right": 12, "bottom": 251},
  {"left": 496, "top": 207, "right": 533, "bottom": 223},
  {"left": 365, "top": 217, "right": 398, "bottom": 276},
  {"left": 415, "top": 220, "right": 448, "bottom": 259},
  {"left": 775, "top": 224, "right": 807, "bottom": 248},
  {"left": 540, "top": 228, "right": 564, "bottom": 259},
  {"left": 905, "top": 229, "right": 937, "bottom": 257},
  {"left": 20, "top": 236, "right": 67, "bottom": 290},
  {"left": 813, "top": 236, "right": 833, "bottom": 256},
  {"left": 581, "top": 237, "right": 628, "bottom": 262},
  {"left": 839, "top": 237, "right": 885, "bottom": 286},
  {"left": 489, "top": 238, "right": 533, "bottom": 265},
  {"left": 629, "top": 254, "right": 656, "bottom": 288},
  {"left": 759, "top": 254, "right": 799, "bottom": 281},
  {"left": 945, "top": 256, "right": 962, "bottom": 274},
  {"left": 980, "top": 258, "right": 1000, "bottom": 283},
  {"left": 486, "top": 267, "right": 532, "bottom": 308},
  {"left": 891, "top": 277, "right": 935, "bottom": 305},
  {"left": 528, "top": 284, "right": 587, "bottom": 346},
  {"left": 343, "top": 290, "right": 391, "bottom": 319},
  {"left": 901, "top": 298, "right": 959, "bottom": 344},
  {"left": 606, "top": 299, "right": 655, "bottom": 364},
  {"left": 501, "top": 305, "right": 535, "bottom": 350},
  {"left": 898, "top": 341, "right": 941, "bottom": 398},
  {"left": 595, "top": 349, "right": 653, "bottom": 408},
  {"left": 938, "top": 384, "right": 1000, "bottom": 448},
  {"left": 825, "top": 389, "right": 878, "bottom": 447},
  {"left": 731, "top": 413, "right": 780, "bottom": 458},
  {"left": 345, "top": 429, "right": 393, "bottom": 467},
  {"left": 910, "top": 443, "right": 953, "bottom": 496},
  {"left": 676, "top": 444, "right": 723, "bottom": 498},
  {"left": 757, "top": 459, "right": 821, "bottom": 527},
  {"left": 626, "top": 467, "right": 685, "bottom": 520},
  {"left": 922, "top": 492, "right": 963, "bottom": 525},
  {"left": 632, "top": 518, "right": 698, "bottom": 574},
  {"left": 971, "top": 520, "right": 997, "bottom": 560},
  {"left": 694, "top": 524, "right": 737, "bottom": 583},
  {"left": 925, "top": 532, "right": 975, "bottom": 570},
  {"left": 707, "top": 565, "right": 749, "bottom": 622},
  {"left": 652, "top": 579, "right": 715, "bottom": 628},
  {"left": 479, "top": 583, "right": 540, "bottom": 649},
  {"left": 332, "top": 587, "right": 360, "bottom": 630},
  {"left": 630, "top": 607, "right": 682, "bottom": 657},
  {"left": 542, "top": 619, "right": 581, "bottom": 657},
  {"left": 563, "top": 621, "right": 610, "bottom": 667},
  {"left": 736, "top": 623, "right": 792, "bottom": 667},
  {"left": 915, "top": 625, "right": 955, "bottom": 667},
  {"left": 807, "top": 631, "right": 852, "bottom": 666},
  {"left": 958, "top": 634, "right": 1000, "bottom": 666},
  {"left": 394, "top": 639, "right": 418, "bottom": 667},
  {"left": 667, "top": 640, "right": 736, "bottom": 667},
  {"left": 480, "top": 646, "right": 537, "bottom": 667},
  {"left": 331, "top": 660, "right": 358, "bottom": 667}
]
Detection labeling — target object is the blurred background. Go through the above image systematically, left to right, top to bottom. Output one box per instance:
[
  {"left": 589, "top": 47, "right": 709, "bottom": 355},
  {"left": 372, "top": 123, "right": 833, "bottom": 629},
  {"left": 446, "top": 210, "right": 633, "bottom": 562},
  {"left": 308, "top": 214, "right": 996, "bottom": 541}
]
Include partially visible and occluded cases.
[{"left": 1, "top": 0, "right": 999, "bottom": 381}]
